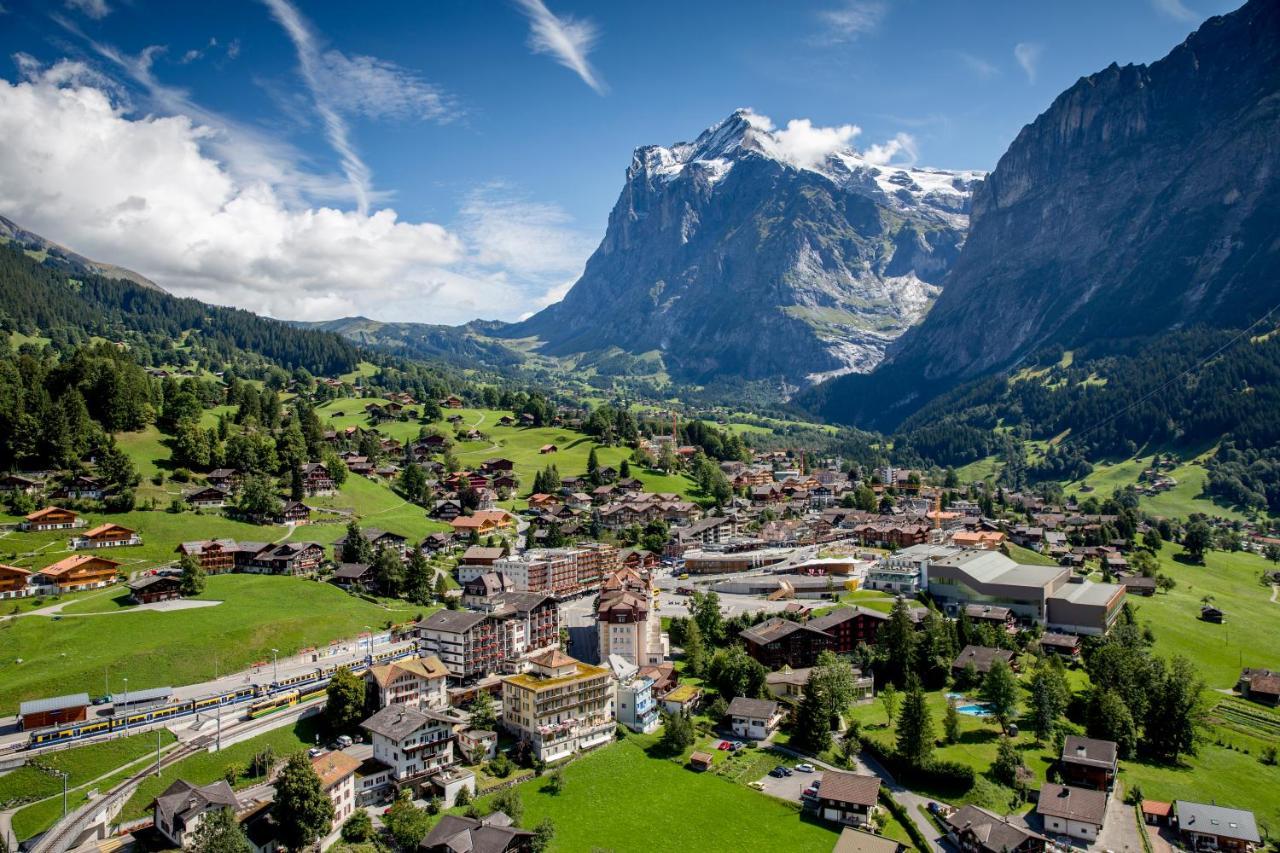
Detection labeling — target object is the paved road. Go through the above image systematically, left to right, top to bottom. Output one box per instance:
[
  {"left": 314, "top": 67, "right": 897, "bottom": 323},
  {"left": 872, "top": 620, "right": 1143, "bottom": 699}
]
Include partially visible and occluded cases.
[{"left": 1091, "top": 785, "right": 1143, "bottom": 853}]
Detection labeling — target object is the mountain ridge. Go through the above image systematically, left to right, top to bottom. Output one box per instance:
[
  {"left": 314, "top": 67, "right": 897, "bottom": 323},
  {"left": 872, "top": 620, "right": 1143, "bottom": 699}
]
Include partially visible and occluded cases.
[
  {"left": 802, "top": 0, "right": 1280, "bottom": 428},
  {"left": 500, "top": 109, "right": 983, "bottom": 389},
  {"left": 0, "top": 214, "right": 166, "bottom": 294}
]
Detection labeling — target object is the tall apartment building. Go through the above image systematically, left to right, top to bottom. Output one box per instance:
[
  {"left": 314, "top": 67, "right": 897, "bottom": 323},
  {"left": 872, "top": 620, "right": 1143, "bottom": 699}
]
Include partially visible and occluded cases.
[
  {"left": 486, "top": 544, "right": 619, "bottom": 598},
  {"left": 596, "top": 567, "right": 666, "bottom": 667},
  {"left": 417, "top": 593, "right": 559, "bottom": 680},
  {"left": 501, "top": 651, "right": 615, "bottom": 763},
  {"left": 361, "top": 705, "right": 457, "bottom": 785}
]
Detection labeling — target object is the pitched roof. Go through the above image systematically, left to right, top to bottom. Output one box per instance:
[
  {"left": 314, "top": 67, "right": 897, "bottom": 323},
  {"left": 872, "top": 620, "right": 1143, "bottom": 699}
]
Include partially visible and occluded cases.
[
  {"left": 25, "top": 506, "right": 76, "bottom": 521},
  {"left": 39, "top": 554, "right": 121, "bottom": 577},
  {"left": 808, "top": 606, "right": 888, "bottom": 632},
  {"left": 739, "top": 617, "right": 829, "bottom": 646},
  {"left": 951, "top": 645, "right": 1014, "bottom": 673},
  {"left": 530, "top": 649, "right": 575, "bottom": 668},
  {"left": 366, "top": 655, "right": 449, "bottom": 687},
  {"left": 19, "top": 693, "right": 90, "bottom": 716},
  {"left": 725, "top": 696, "right": 779, "bottom": 719},
  {"left": 361, "top": 705, "right": 449, "bottom": 741},
  {"left": 1062, "top": 735, "right": 1118, "bottom": 769},
  {"left": 310, "top": 750, "right": 362, "bottom": 788},
  {"left": 819, "top": 771, "right": 881, "bottom": 807},
  {"left": 153, "top": 779, "right": 239, "bottom": 827},
  {"left": 1037, "top": 783, "right": 1108, "bottom": 826},
  {"left": 1175, "top": 801, "right": 1261, "bottom": 843},
  {"left": 946, "top": 804, "right": 1044, "bottom": 853},
  {"left": 419, "top": 813, "right": 534, "bottom": 853},
  {"left": 833, "top": 827, "right": 902, "bottom": 853}
]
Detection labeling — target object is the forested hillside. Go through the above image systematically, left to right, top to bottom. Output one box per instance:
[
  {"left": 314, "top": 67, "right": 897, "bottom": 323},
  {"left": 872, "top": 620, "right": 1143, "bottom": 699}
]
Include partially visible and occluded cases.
[
  {"left": 0, "top": 244, "right": 358, "bottom": 376},
  {"left": 886, "top": 324, "right": 1280, "bottom": 513}
]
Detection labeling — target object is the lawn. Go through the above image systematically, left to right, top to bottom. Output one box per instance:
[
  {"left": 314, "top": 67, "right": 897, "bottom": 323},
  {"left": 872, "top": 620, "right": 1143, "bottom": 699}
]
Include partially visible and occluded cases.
[
  {"left": 1063, "top": 452, "right": 1253, "bottom": 523},
  {"left": 954, "top": 455, "right": 1000, "bottom": 485},
  {"left": 304, "top": 472, "right": 452, "bottom": 542},
  {"left": 1003, "top": 543, "right": 1059, "bottom": 567},
  {"left": 1133, "top": 545, "right": 1280, "bottom": 688},
  {"left": 0, "top": 574, "right": 425, "bottom": 713},
  {"left": 119, "top": 715, "right": 323, "bottom": 822},
  {"left": 0, "top": 730, "right": 176, "bottom": 808},
  {"left": 470, "top": 735, "right": 839, "bottom": 852},
  {"left": 1120, "top": 739, "right": 1280, "bottom": 832}
]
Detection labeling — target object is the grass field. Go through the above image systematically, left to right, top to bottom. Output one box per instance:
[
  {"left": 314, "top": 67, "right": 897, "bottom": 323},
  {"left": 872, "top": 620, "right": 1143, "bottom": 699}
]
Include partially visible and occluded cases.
[
  {"left": 312, "top": 403, "right": 699, "bottom": 505},
  {"left": 1064, "top": 452, "right": 1253, "bottom": 522},
  {"left": 954, "top": 455, "right": 1000, "bottom": 484},
  {"left": 303, "top": 471, "right": 452, "bottom": 541},
  {"left": 1003, "top": 543, "right": 1059, "bottom": 567},
  {"left": 1132, "top": 545, "right": 1280, "bottom": 688},
  {"left": 0, "top": 574, "right": 424, "bottom": 713},
  {"left": 119, "top": 715, "right": 323, "bottom": 822},
  {"left": 0, "top": 730, "right": 176, "bottom": 808},
  {"left": 468, "top": 735, "right": 840, "bottom": 852}
]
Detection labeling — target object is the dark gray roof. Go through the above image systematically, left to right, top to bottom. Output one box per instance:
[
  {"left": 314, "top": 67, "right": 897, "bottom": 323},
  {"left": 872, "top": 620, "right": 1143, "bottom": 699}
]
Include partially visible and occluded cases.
[
  {"left": 335, "top": 563, "right": 372, "bottom": 579},
  {"left": 127, "top": 574, "right": 181, "bottom": 591},
  {"left": 492, "top": 591, "right": 555, "bottom": 613},
  {"left": 809, "top": 606, "right": 888, "bottom": 631},
  {"left": 418, "top": 609, "right": 488, "bottom": 633},
  {"left": 739, "top": 617, "right": 828, "bottom": 645},
  {"left": 951, "top": 645, "right": 1014, "bottom": 673},
  {"left": 19, "top": 693, "right": 90, "bottom": 716},
  {"left": 726, "top": 696, "right": 779, "bottom": 719},
  {"left": 361, "top": 705, "right": 451, "bottom": 741},
  {"left": 1062, "top": 735, "right": 1118, "bottom": 769},
  {"left": 819, "top": 771, "right": 881, "bottom": 807},
  {"left": 153, "top": 779, "right": 239, "bottom": 828},
  {"left": 1037, "top": 783, "right": 1108, "bottom": 826},
  {"left": 1175, "top": 801, "right": 1261, "bottom": 843},
  {"left": 946, "top": 804, "right": 1044, "bottom": 853},
  {"left": 419, "top": 813, "right": 534, "bottom": 853}
]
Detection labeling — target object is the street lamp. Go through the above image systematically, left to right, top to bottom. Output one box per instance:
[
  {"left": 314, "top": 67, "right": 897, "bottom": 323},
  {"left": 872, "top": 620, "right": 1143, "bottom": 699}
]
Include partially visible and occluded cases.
[
  {"left": 363, "top": 625, "right": 373, "bottom": 660},
  {"left": 271, "top": 648, "right": 279, "bottom": 683},
  {"left": 122, "top": 677, "right": 128, "bottom": 734},
  {"left": 60, "top": 771, "right": 69, "bottom": 817}
]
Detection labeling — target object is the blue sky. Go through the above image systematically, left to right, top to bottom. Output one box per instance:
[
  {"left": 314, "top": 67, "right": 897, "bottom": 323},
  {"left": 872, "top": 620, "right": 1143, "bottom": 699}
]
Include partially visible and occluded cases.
[{"left": 0, "top": 0, "right": 1241, "bottom": 324}]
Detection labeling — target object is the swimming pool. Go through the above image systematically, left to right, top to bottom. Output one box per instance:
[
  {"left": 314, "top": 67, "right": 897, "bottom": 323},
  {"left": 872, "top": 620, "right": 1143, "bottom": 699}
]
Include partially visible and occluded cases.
[{"left": 956, "top": 703, "right": 993, "bottom": 717}]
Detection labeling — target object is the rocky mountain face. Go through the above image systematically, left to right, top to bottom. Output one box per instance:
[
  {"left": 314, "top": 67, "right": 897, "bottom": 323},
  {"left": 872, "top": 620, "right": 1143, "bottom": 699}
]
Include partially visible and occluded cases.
[
  {"left": 804, "top": 0, "right": 1280, "bottom": 428},
  {"left": 504, "top": 110, "right": 981, "bottom": 388},
  {"left": 0, "top": 214, "right": 164, "bottom": 293}
]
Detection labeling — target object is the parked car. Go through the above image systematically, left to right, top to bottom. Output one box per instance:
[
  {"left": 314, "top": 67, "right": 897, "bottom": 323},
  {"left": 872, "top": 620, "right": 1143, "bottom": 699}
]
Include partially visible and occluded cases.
[
  {"left": 336, "top": 735, "right": 354, "bottom": 748},
  {"left": 307, "top": 747, "right": 324, "bottom": 758},
  {"left": 794, "top": 763, "right": 816, "bottom": 773},
  {"left": 772, "top": 765, "right": 793, "bottom": 777},
  {"left": 769, "top": 767, "right": 787, "bottom": 778},
  {"left": 802, "top": 785, "right": 820, "bottom": 800}
]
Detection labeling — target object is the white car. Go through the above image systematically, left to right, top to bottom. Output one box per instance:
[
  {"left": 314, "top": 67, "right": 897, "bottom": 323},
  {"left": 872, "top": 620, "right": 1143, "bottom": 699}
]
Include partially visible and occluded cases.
[{"left": 794, "top": 763, "right": 816, "bottom": 773}]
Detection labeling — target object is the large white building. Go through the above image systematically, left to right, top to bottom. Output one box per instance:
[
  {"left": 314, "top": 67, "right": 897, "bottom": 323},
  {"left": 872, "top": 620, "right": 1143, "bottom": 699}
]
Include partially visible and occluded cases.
[
  {"left": 596, "top": 567, "right": 666, "bottom": 667},
  {"left": 501, "top": 651, "right": 615, "bottom": 763},
  {"left": 364, "top": 655, "right": 449, "bottom": 711},
  {"left": 361, "top": 705, "right": 457, "bottom": 785}
]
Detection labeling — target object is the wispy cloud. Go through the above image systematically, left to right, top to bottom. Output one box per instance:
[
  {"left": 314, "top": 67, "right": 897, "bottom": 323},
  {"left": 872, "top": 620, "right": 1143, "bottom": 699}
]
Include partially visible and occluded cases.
[
  {"left": 65, "top": 0, "right": 109, "bottom": 19},
  {"left": 261, "top": 0, "right": 374, "bottom": 214},
  {"left": 513, "top": 0, "right": 606, "bottom": 94},
  {"left": 817, "top": 0, "right": 887, "bottom": 44},
  {"left": 1150, "top": 0, "right": 1199, "bottom": 23},
  {"left": 1014, "top": 41, "right": 1042, "bottom": 84},
  {"left": 955, "top": 51, "right": 998, "bottom": 79}
]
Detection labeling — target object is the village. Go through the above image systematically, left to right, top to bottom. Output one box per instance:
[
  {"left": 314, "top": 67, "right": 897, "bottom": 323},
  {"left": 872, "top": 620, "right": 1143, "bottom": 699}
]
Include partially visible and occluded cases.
[{"left": 1, "top": 375, "right": 1277, "bottom": 853}]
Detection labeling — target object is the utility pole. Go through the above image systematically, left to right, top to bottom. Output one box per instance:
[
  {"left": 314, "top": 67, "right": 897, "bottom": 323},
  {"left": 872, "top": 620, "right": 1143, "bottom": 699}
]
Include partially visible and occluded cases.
[
  {"left": 364, "top": 625, "right": 373, "bottom": 661},
  {"left": 271, "top": 648, "right": 279, "bottom": 683},
  {"left": 122, "top": 677, "right": 129, "bottom": 734},
  {"left": 216, "top": 700, "right": 222, "bottom": 752},
  {"left": 155, "top": 730, "right": 161, "bottom": 776},
  {"left": 61, "top": 771, "right": 68, "bottom": 818}
]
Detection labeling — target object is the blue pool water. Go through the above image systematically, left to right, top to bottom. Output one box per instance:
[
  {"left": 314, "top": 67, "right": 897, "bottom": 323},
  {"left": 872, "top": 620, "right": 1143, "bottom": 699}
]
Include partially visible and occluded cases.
[{"left": 956, "top": 704, "right": 992, "bottom": 716}]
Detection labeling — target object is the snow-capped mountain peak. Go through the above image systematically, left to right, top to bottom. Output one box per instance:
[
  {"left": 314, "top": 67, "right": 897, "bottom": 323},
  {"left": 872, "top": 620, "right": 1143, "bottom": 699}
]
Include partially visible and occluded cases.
[{"left": 631, "top": 109, "right": 985, "bottom": 226}]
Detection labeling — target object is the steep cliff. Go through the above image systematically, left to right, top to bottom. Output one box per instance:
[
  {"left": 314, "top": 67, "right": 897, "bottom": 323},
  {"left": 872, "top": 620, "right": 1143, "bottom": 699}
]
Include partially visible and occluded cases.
[{"left": 505, "top": 110, "right": 981, "bottom": 388}]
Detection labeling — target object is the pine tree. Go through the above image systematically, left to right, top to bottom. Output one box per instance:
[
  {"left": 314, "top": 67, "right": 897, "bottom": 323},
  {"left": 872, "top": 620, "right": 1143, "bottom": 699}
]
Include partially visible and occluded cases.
[
  {"left": 587, "top": 447, "right": 601, "bottom": 486},
  {"left": 341, "top": 520, "right": 373, "bottom": 564},
  {"left": 373, "top": 546, "right": 405, "bottom": 598},
  {"left": 404, "top": 548, "right": 432, "bottom": 605},
  {"left": 179, "top": 552, "right": 206, "bottom": 596},
  {"left": 878, "top": 598, "right": 918, "bottom": 687},
  {"left": 681, "top": 618, "right": 707, "bottom": 678},
  {"left": 1027, "top": 658, "right": 1070, "bottom": 743},
  {"left": 794, "top": 670, "right": 833, "bottom": 753},
  {"left": 895, "top": 675, "right": 935, "bottom": 767},
  {"left": 943, "top": 697, "right": 961, "bottom": 744},
  {"left": 991, "top": 735, "right": 1023, "bottom": 786},
  {"left": 274, "top": 752, "right": 335, "bottom": 850}
]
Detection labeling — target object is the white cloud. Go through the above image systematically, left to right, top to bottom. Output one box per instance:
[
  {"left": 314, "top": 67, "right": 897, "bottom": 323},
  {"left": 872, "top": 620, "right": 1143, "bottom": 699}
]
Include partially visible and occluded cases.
[
  {"left": 65, "top": 0, "right": 109, "bottom": 19},
  {"left": 514, "top": 0, "right": 606, "bottom": 95},
  {"left": 817, "top": 0, "right": 887, "bottom": 43},
  {"left": 1151, "top": 0, "right": 1199, "bottom": 22},
  {"left": 226, "top": 39, "right": 241, "bottom": 60},
  {"left": 1014, "top": 41, "right": 1042, "bottom": 84},
  {"left": 956, "top": 51, "right": 998, "bottom": 79},
  {"left": 0, "top": 65, "right": 574, "bottom": 324},
  {"left": 763, "top": 118, "right": 862, "bottom": 170},
  {"left": 862, "top": 132, "right": 918, "bottom": 166},
  {"left": 460, "top": 186, "right": 593, "bottom": 278}
]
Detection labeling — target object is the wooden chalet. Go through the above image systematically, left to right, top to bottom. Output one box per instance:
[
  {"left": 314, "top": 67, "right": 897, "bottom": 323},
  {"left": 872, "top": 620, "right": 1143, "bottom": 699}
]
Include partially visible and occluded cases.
[
  {"left": 20, "top": 506, "right": 83, "bottom": 532},
  {"left": 70, "top": 523, "right": 141, "bottom": 550},
  {"left": 37, "top": 554, "right": 122, "bottom": 591}
]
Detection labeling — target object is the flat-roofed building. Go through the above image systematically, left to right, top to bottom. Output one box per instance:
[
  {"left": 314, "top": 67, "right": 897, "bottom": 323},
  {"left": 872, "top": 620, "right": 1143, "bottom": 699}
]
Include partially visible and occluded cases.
[{"left": 19, "top": 693, "right": 90, "bottom": 730}]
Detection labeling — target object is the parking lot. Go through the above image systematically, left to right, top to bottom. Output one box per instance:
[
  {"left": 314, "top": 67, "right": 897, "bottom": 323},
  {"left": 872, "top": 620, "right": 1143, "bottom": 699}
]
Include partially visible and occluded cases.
[{"left": 755, "top": 766, "right": 822, "bottom": 802}]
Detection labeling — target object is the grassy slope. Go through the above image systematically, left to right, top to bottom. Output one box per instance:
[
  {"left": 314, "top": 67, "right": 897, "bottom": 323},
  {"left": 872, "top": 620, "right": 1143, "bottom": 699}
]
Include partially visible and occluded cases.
[
  {"left": 1065, "top": 452, "right": 1252, "bottom": 522},
  {"left": 1003, "top": 543, "right": 1059, "bottom": 567},
  {"left": 1133, "top": 545, "right": 1280, "bottom": 688},
  {"left": 0, "top": 574, "right": 426, "bottom": 713},
  {"left": 119, "top": 715, "right": 323, "bottom": 822},
  {"left": 0, "top": 730, "right": 176, "bottom": 807},
  {"left": 470, "top": 735, "right": 839, "bottom": 853}
]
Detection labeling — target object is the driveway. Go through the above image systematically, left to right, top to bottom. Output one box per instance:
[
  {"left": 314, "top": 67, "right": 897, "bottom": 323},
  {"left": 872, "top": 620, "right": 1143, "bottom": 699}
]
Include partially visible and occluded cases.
[
  {"left": 756, "top": 767, "right": 820, "bottom": 802},
  {"left": 1091, "top": 787, "right": 1143, "bottom": 853}
]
